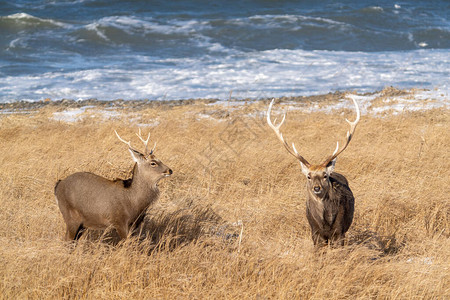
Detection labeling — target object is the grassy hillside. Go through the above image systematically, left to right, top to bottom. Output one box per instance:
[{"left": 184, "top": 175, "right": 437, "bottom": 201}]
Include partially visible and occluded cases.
[{"left": 0, "top": 91, "right": 448, "bottom": 299}]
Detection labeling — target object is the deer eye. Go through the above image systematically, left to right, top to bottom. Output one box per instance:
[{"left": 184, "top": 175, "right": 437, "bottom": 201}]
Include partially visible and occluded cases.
[
  {"left": 150, "top": 161, "right": 157, "bottom": 167},
  {"left": 323, "top": 174, "right": 328, "bottom": 179},
  {"left": 307, "top": 175, "right": 311, "bottom": 180}
]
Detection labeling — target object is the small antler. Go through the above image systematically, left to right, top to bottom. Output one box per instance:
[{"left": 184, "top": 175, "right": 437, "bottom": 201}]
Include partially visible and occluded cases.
[
  {"left": 321, "top": 96, "right": 360, "bottom": 166},
  {"left": 267, "top": 99, "right": 310, "bottom": 167},
  {"left": 135, "top": 128, "right": 156, "bottom": 155},
  {"left": 115, "top": 129, "right": 156, "bottom": 156}
]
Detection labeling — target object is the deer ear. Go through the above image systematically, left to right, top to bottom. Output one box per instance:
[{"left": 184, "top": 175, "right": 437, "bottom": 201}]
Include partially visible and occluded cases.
[
  {"left": 128, "top": 148, "right": 145, "bottom": 164},
  {"left": 325, "top": 158, "right": 337, "bottom": 175},
  {"left": 300, "top": 161, "right": 309, "bottom": 176}
]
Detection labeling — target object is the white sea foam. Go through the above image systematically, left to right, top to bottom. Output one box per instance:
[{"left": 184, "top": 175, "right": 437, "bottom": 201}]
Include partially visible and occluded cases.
[
  {"left": 366, "top": 6, "right": 384, "bottom": 12},
  {"left": 3, "top": 13, "right": 69, "bottom": 28},
  {"left": 5, "top": 13, "right": 33, "bottom": 19},
  {"left": 84, "top": 13, "right": 350, "bottom": 39},
  {"left": 242, "top": 14, "right": 349, "bottom": 30},
  {"left": 84, "top": 15, "right": 210, "bottom": 38},
  {"left": 84, "top": 23, "right": 109, "bottom": 41},
  {"left": 7, "top": 38, "right": 26, "bottom": 50},
  {"left": 1, "top": 48, "right": 449, "bottom": 103}
]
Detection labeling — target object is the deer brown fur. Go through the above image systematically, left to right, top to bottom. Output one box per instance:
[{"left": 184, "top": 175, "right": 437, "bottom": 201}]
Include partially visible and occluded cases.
[
  {"left": 267, "top": 97, "right": 360, "bottom": 246},
  {"left": 55, "top": 129, "right": 172, "bottom": 241},
  {"left": 303, "top": 168, "right": 354, "bottom": 246}
]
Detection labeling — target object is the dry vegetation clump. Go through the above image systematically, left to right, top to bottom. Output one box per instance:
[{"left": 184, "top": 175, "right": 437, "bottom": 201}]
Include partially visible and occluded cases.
[{"left": 0, "top": 96, "right": 448, "bottom": 299}]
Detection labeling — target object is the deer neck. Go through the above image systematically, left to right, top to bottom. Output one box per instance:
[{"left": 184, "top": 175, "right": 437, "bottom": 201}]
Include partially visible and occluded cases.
[
  {"left": 126, "top": 164, "right": 160, "bottom": 210},
  {"left": 306, "top": 181, "right": 338, "bottom": 225},
  {"left": 308, "top": 182, "right": 341, "bottom": 227}
]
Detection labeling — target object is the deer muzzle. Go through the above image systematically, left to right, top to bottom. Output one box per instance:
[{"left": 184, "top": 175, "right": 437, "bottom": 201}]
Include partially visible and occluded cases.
[
  {"left": 164, "top": 168, "right": 173, "bottom": 177},
  {"left": 313, "top": 186, "right": 321, "bottom": 194}
]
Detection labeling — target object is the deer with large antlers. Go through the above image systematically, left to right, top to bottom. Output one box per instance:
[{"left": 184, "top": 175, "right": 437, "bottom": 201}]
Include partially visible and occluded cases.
[
  {"left": 267, "top": 97, "right": 360, "bottom": 246},
  {"left": 55, "top": 129, "right": 172, "bottom": 241}
]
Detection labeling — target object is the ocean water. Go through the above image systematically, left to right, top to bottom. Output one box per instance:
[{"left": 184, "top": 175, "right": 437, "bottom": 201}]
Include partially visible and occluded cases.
[{"left": 0, "top": 0, "right": 449, "bottom": 102}]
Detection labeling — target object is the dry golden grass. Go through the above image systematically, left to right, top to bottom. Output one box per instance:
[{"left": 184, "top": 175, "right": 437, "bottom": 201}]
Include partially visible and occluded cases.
[{"left": 0, "top": 94, "right": 449, "bottom": 299}]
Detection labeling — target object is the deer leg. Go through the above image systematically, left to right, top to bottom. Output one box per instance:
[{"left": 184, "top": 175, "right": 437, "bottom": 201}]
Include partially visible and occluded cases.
[
  {"left": 130, "top": 212, "right": 146, "bottom": 236},
  {"left": 65, "top": 222, "right": 84, "bottom": 241},
  {"left": 74, "top": 224, "right": 86, "bottom": 240},
  {"left": 115, "top": 224, "right": 129, "bottom": 240},
  {"left": 311, "top": 230, "right": 327, "bottom": 247},
  {"left": 331, "top": 233, "right": 345, "bottom": 246}
]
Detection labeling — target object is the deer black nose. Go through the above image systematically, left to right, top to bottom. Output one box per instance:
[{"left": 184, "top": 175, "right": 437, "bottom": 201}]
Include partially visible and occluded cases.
[
  {"left": 164, "top": 168, "right": 173, "bottom": 177},
  {"left": 314, "top": 186, "right": 321, "bottom": 193}
]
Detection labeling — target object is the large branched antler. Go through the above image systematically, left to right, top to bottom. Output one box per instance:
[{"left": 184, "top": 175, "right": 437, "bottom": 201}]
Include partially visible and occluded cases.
[
  {"left": 321, "top": 96, "right": 360, "bottom": 167},
  {"left": 266, "top": 99, "right": 310, "bottom": 167}
]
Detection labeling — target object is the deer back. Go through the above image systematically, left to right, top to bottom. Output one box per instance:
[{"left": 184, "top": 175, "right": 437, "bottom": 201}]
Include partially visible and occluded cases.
[{"left": 55, "top": 172, "right": 133, "bottom": 228}]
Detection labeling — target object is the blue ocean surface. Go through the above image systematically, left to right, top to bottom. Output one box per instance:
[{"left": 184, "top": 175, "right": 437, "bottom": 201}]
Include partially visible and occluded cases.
[{"left": 0, "top": 0, "right": 449, "bottom": 102}]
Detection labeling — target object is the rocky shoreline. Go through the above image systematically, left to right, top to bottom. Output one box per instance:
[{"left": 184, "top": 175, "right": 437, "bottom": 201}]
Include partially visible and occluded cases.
[
  {"left": 0, "top": 87, "right": 441, "bottom": 116},
  {"left": 0, "top": 90, "right": 364, "bottom": 111}
]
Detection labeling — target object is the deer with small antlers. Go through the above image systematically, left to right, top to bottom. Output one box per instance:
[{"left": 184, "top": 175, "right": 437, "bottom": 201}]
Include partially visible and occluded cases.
[
  {"left": 267, "top": 97, "right": 360, "bottom": 246},
  {"left": 54, "top": 129, "right": 172, "bottom": 241}
]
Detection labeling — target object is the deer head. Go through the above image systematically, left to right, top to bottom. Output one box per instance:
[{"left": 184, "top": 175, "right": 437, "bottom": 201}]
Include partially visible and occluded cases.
[
  {"left": 267, "top": 97, "right": 360, "bottom": 197},
  {"left": 115, "top": 128, "right": 172, "bottom": 185}
]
